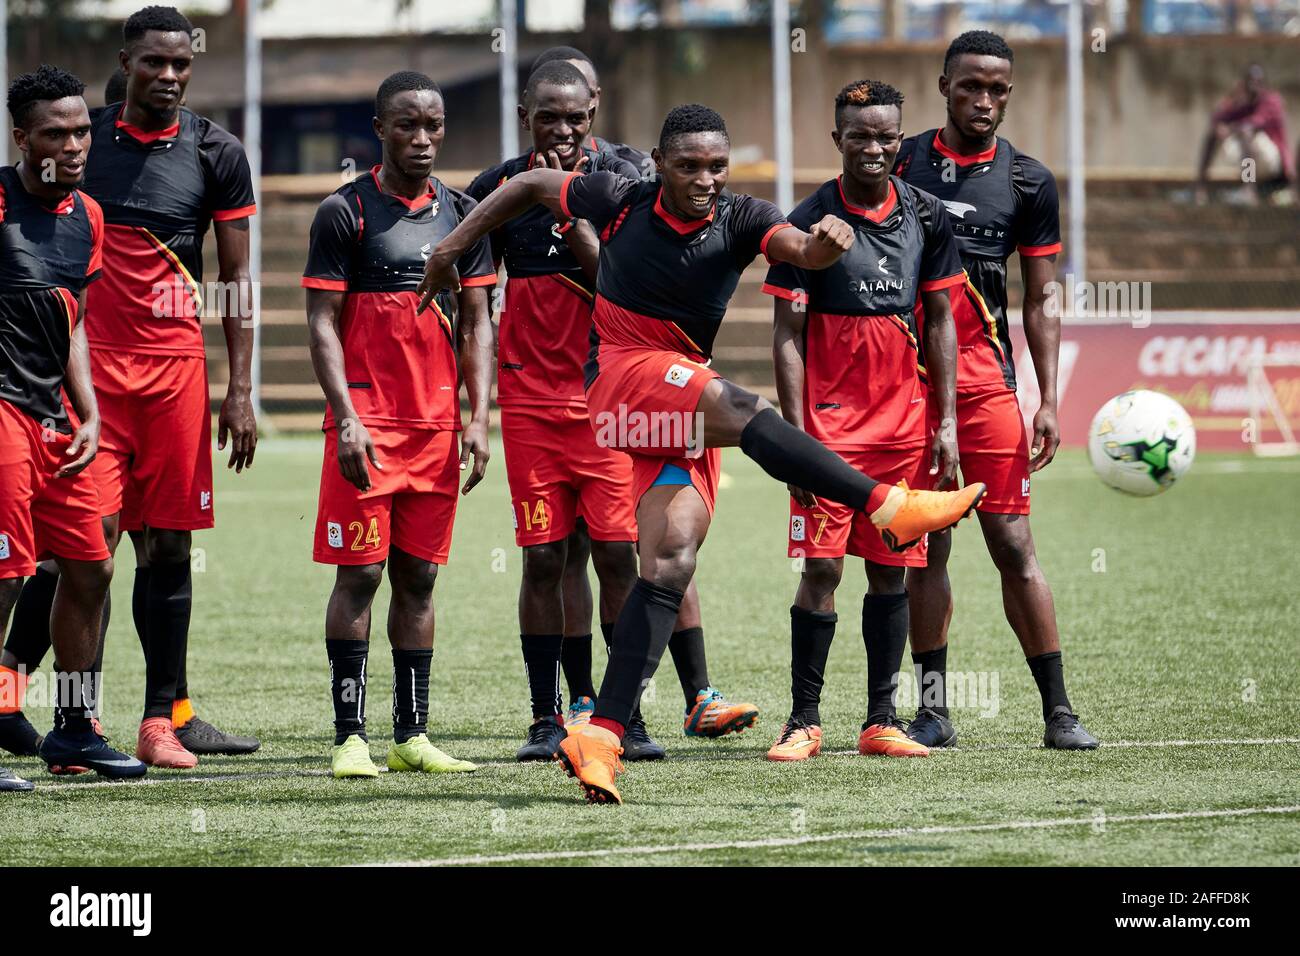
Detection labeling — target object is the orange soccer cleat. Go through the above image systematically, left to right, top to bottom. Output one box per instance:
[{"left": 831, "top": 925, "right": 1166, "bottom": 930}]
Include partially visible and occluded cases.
[
  {"left": 871, "top": 481, "right": 986, "bottom": 553},
  {"left": 683, "top": 687, "right": 759, "bottom": 738},
  {"left": 136, "top": 717, "right": 199, "bottom": 769},
  {"left": 766, "top": 720, "right": 823, "bottom": 762},
  {"left": 858, "top": 722, "right": 930, "bottom": 758},
  {"left": 554, "top": 723, "right": 624, "bottom": 804}
]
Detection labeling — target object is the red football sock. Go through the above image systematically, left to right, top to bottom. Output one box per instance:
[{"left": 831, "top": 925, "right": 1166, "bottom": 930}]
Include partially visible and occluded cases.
[
  {"left": 866, "top": 483, "right": 891, "bottom": 514},
  {"left": 590, "top": 716, "right": 625, "bottom": 739}
]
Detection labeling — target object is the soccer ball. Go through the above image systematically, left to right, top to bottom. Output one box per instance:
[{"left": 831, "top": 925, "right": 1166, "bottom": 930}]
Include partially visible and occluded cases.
[{"left": 1088, "top": 390, "right": 1196, "bottom": 496}]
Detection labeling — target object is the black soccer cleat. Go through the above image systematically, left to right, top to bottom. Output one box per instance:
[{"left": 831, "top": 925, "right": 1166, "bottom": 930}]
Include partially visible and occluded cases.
[
  {"left": 1043, "top": 706, "right": 1100, "bottom": 750},
  {"left": 905, "top": 708, "right": 958, "bottom": 748},
  {"left": 0, "top": 710, "right": 44, "bottom": 757},
  {"left": 621, "top": 714, "right": 666, "bottom": 762},
  {"left": 516, "top": 715, "right": 566, "bottom": 762},
  {"left": 175, "top": 717, "right": 261, "bottom": 755},
  {"left": 39, "top": 727, "right": 147, "bottom": 780},
  {"left": 0, "top": 766, "right": 35, "bottom": 792}
]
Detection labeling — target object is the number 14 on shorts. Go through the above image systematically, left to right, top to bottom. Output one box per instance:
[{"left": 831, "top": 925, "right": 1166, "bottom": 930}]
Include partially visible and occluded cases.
[{"left": 513, "top": 499, "right": 549, "bottom": 533}]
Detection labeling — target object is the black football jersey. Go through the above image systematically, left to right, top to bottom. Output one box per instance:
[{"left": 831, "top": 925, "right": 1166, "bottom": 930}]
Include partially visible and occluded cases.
[{"left": 0, "top": 166, "right": 103, "bottom": 429}]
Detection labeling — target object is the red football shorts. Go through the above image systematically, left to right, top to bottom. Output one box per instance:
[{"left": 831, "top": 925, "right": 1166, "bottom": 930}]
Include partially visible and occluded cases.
[
  {"left": 585, "top": 345, "right": 722, "bottom": 514},
  {"left": 90, "top": 349, "right": 214, "bottom": 530},
  {"left": 928, "top": 387, "right": 1031, "bottom": 515},
  {"left": 0, "top": 400, "right": 110, "bottom": 578},
  {"left": 500, "top": 405, "right": 637, "bottom": 547},
  {"left": 313, "top": 425, "right": 460, "bottom": 566},
  {"left": 788, "top": 445, "right": 930, "bottom": 567}
]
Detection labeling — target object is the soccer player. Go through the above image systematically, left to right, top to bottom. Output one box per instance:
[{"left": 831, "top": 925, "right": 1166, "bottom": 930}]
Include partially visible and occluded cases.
[
  {"left": 0, "top": 6, "right": 263, "bottom": 768},
  {"left": 894, "top": 30, "right": 1098, "bottom": 749},
  {"left": 528, "top": 46, "right": 756, "bottom": 747},
  {"left": 0, "top": 65, "right": 149, "bottom": 787},
  {"left": 304, "top": 71, "right": 493, "bottom": 780},
  {"left": 764, "top": 80, "right": 964, "bottom": 762},
  {"left": 418, "top": 104, "right": 985, "bottom": 803}
]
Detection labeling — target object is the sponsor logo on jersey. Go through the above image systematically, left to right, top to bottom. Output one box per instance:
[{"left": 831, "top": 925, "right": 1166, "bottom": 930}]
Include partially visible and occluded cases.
[
  {"left": 942, "top": 200, "right": 977, "bottom": 220},
  {"left": 420, "top": 242, "right": 432, "bottom": 262},
  {"left": 878, "top": 255, "right": 891, "bottom": 275},
  {"left": 665, "top": 364, "right": 695, "bottom": 388},
  {"left": 790, "top": 515, "right": 806, "bottom": 542},
  {"left": 327, "top": 521, "right": 343, "bottom": 549}
]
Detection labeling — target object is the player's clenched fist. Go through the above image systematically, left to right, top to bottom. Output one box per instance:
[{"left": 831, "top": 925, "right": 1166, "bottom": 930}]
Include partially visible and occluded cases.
[{"left": 809, "top": 214, "right": 854, "bottom": 252}]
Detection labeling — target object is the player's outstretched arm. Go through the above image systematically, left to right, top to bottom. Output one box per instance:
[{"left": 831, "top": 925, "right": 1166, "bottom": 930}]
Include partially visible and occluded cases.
[
  {"left": 416, "top": 167, "right": 570, "bottom": 312},
  {"left": 765, "top": 214, "right": 854, "bottom": 271},
  {"left": 214, "top": 216, "right": 257, "bottom": 473},
  {"left": 1021, "top": 252, "right": 1061, "bottom": 472},
  {"left": 456, "top": 285, "right": 493, "bottom": 495},
  {"left": 306, "top": 288, "right": 380, "bottom": 492},
  {"left": 920, "top": 288, "right": 960, "bottom": 488},
  {"left": 772, "top": 297, "right": 816, "bottom": 508},
  {"left": 57, "top": 298, "right": 100, "bottom": 478}
]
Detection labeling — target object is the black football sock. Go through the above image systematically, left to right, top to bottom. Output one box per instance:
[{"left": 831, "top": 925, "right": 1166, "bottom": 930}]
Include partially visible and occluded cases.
[
  {"left": 740, "top": 408, "right": 881, "bottom": 512},
  {"left": 143, "top": 560, "right": 191, "bottom": 720},
  {"left": 4, "top": 566, "right": 56, "bottom": 671},
  {"left": 132, "top": 566, "right": 150, "bottom": 659},
  {"left": 593, "top": 579, "right": 683, "bottom": 731},
  {"left": 85, "top": 591, "right": 110, "bottom": 719},
  {"left": 862, "top": 592, "right": 909, "bottom": 727},
  {"left": 790, "top": 605, "right": 837, "bottom": 726},
  {"left": 599, "top": 620, "right": 645, "bottom": 721},
  {"left": 668, "top": 626, "right": 709, "bottom": 706},
  {"left": 561, "top": 633, "right": 597, "bottom": 701},
  {"left": 520, "top": 634, "right": 564, "bottom": 718},
  {"left": 327, "top": 639, "right": 368, "bottom": 744},
  {"left": 912, "top": 645, "right": 950, "bottom": 718},
  {"left": 391, "top": 647, "right": 432, "bottom": 743},
  {"left": 1026, "top": 651, "right": 1072, "bottom": 722},
  {"left": 52, "top": 669, "right": 94, "bottom": 734}
]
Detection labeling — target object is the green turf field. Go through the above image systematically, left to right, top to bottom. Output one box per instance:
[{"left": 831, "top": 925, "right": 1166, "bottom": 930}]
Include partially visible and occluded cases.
[{"left": 3, "top": 437, "right": 1298, "bottom": 866}]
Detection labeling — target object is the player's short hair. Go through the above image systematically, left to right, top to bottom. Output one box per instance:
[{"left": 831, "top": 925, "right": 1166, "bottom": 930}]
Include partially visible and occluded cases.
[
  {"left": 123, "top": 6, "right": 193, "bottom": 48},
  {"left": 943, "top": 30, "right": 1014, "bottom": 74},
  {"left": 531, "top": 46, "right": 592, "bottom": 74},
  {"left": 523, "top": 60, "right": 592, "bottom": 108},
  {"left": 7, "top": 64, "right": 86, "bottom": 129},
  {"left": 104, "top": 71, "right": 128, "bottom": 105},
  {"left": 375, "top": 71, "right": 442, "bottom": 119},
  {"left": 834, "top": 79, "right": 904, "bottom": 129},
  {"left": 658, "top": 104, "right": 728, "bottom": 154}
]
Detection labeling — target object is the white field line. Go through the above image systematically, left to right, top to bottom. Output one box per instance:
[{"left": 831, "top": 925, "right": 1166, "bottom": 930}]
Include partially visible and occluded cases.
[
  {"left": 26, "top": 736, "right": 1300, "bottom": 791},
  {"left": 374, "top": 804, "right": 1300, "bottom": 867}
]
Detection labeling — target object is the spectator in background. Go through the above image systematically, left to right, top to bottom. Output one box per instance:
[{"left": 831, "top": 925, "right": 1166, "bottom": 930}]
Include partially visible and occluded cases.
[
  {"left": 1197, "top": 64, "right": 1294, "bottom": 205},
  {"left": 104, "top": 70, "right": 127, "bottom": 106}
]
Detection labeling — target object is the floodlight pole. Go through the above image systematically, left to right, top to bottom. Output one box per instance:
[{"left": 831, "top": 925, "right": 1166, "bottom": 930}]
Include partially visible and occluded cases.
[
  {"left": 244, "top": 0, "right": 269, "bottom": 427},
  {"left": 500, "top": 0, "right": 518, "bottom": 161},
  {"left": 772, "top": 0, "right": 794, "bottom": 213},
  {"left": 1066, "top": 0, "right": 1087, "bottom": 286}
]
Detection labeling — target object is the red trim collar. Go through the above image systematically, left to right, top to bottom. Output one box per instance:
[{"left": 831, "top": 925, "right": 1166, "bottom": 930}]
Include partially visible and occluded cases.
[
  {"left": 115, "top": 106, "right": 180, "bottom": 143},
  {"left": 932, "top": 129, "right": 997, "bottom": 167},
  {"left": 370, "top": 165, "right": 435, "bottom": 211},
  {"left": 836, "top": 177, "right": 896, "bottom": 223},
  {"left": 653, "top": 188, "right": 713, "bottom": 234}
]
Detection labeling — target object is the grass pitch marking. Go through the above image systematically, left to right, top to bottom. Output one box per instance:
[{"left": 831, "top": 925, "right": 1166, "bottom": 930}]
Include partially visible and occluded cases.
[{"left": 376, "top": 804, "right": 1300, "bottom": 867}]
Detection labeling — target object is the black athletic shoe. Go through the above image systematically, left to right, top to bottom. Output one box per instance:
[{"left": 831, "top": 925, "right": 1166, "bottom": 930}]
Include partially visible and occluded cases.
[
  {"left": 1043, "top": 706, "right": 1100, "bottom": 750},
  {"left": 905, "top": 708, "right": 957, "bottom": 748},
  {"left": 0, "top": 711, "right": 44, "bottom": 756},
  {"left": 516, "top": 715, "right": 566, "bottom": 762},
  {"left": 621, "top": 715, "right": 666, "bottom": 762},
  {"left": 175, "top": 717, "right": 261, "bottom": 755},
  {"left": 39, "top": 727, "right": 147, "bottom": 780},
  {"left": 0, "top": 766, "right": 35, "bottom": 792}
]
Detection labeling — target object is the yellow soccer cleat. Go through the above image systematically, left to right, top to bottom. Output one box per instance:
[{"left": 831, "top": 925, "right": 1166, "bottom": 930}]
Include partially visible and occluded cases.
[
  {"left": 766, "top": 720, "right": 823, "bottom": 762},
  {"left": 332, "top": 734, "right": 380, "bottom": 779},
  {"left": 387, "top": 734, "right": 478, "bottom": 773}
]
